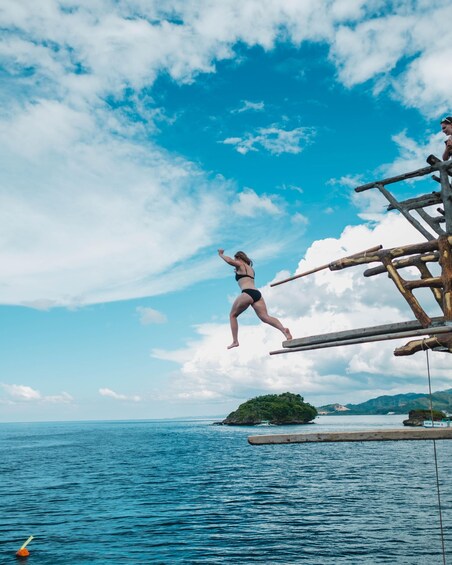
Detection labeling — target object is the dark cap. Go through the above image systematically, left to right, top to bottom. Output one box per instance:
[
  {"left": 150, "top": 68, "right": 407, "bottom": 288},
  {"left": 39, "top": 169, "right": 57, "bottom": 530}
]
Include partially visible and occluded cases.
[{"left": 441, "top": 116, "right": 452, "bottom": 124}]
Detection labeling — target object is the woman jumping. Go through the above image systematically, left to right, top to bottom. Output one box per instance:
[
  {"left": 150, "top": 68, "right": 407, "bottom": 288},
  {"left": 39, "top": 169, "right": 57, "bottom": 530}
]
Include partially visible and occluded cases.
[{"left": 218, "top": 249, "right": 292, "bottom": 349}]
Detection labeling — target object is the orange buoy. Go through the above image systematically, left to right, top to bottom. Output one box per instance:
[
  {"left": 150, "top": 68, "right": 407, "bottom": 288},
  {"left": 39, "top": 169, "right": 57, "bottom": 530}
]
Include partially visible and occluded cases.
[{"left": 16, "top": 536, "right": 33, "bottom": 559}]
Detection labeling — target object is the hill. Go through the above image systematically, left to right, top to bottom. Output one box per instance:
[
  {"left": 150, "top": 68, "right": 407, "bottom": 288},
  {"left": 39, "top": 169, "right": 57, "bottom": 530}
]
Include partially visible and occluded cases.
[
  {"left": 318, "top": 389, "right": 452, "bottom": 415},
  {"left": 219, "top": 392, "right": 318, "bottom": 425}
]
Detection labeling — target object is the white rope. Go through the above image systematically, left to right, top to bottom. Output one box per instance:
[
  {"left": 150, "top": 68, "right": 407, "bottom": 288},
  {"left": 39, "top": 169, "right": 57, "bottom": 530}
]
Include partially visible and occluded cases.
[{"left": 423, "top": 342, "right": 447, "bottom": 565}]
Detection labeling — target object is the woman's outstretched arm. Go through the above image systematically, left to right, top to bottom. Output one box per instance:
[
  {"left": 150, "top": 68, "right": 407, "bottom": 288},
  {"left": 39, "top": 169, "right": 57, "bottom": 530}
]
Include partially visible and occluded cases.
[{"left": 218, "top": 249, "right": 241, "bottom": 267}]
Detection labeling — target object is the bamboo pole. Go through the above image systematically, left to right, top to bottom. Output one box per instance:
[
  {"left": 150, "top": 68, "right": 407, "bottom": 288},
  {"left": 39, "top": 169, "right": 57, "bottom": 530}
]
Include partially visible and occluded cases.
[{"left": 270, "top": 245, "right": 382, "bottom": 287}]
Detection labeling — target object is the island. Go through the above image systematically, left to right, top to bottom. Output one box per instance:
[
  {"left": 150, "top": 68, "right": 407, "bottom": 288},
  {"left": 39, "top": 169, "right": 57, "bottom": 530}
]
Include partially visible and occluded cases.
[
  {"left": 317, "top": 388, "right": 452, "bottom": 415},
  {"left": 217, "top": 392, "right": 317, "bottom": 426},
  {"left": 403, "top": 409, "right": 447, "bottom": 427}
]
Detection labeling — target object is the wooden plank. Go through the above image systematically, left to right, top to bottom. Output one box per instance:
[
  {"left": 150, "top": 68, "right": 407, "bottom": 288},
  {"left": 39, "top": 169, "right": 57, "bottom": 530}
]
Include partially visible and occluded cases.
[
  {"left": 281, "top": 318, "right": 444, "bottom": 349},
  {"left": 271, "top": 325, "right": 452, "bottom": 355},
  {"left": 248, "top": 428, "right": 452, "bottom": 445}
]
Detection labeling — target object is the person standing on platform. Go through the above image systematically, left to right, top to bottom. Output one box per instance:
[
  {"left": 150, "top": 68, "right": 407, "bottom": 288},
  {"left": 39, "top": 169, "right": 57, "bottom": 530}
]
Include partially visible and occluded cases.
[{"left": 441, "top": 116, "right": 452, "bottom": 161}]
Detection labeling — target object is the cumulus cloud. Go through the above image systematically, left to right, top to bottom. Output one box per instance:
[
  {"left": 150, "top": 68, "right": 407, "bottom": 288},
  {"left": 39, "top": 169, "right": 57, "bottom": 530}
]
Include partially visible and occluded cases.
[
  {"left": 1, "top": 1, "right": 451, "bottom": 309},
  {"left": 330, "top": 2, "right": 452, "bottom": 114},
  {"left": 222, "top": 125, "right": 316, "bottom": 155},
  {"left": 231, "top": 188, "right": 282, "bottom": 217},
  {"left": 154, "top": 211, "right": 451, "bottom": 405},
  {"left": 136, "top": 306, "right": 167, "bottom": 325},
  {"left": 1, "top": 384, "right": 73, "bottom": 403},
  {"left": 99, "top": 388, "right": 142, "bottom": 402}
]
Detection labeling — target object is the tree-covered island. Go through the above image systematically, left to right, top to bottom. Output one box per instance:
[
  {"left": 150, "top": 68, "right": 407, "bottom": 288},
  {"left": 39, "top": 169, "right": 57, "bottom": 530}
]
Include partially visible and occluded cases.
[{"left": 218, "top": 392, "right": 317, "bottom": 425}]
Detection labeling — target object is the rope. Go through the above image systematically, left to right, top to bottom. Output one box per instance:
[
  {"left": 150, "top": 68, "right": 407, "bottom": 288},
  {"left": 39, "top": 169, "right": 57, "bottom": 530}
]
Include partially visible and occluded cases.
[{"left": 423, "top": 343, "right": 447, "bottom": 565}]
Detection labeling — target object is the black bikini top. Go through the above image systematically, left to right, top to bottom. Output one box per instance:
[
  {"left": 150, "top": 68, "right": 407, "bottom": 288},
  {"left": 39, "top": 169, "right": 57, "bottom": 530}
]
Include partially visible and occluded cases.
[{"left": 235, "top": 265, "right": 255, "bottom": 281}]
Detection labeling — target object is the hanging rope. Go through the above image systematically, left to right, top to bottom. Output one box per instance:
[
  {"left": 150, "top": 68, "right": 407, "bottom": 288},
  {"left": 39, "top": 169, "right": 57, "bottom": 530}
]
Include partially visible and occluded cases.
[{"left": 423, "top": 342, "right": 447, "bottom": 565}]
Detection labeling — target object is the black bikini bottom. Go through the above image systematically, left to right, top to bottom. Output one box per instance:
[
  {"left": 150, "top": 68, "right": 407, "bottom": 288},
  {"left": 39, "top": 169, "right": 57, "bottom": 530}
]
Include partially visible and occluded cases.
[{"left": 242, "top": 288, "right": 262, "bottom": 303}]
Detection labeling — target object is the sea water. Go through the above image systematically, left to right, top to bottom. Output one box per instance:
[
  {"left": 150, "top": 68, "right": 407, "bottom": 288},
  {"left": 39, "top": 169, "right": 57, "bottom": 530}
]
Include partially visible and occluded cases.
[{"left": 1, "top": 415, "right": 451, "bottom": 564}]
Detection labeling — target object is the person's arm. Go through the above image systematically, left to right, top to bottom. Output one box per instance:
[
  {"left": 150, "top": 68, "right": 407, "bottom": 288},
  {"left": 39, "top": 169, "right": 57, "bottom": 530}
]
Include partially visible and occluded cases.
[
  {"left": 443, "top": 138, "right": 452, "bottom": 161},
  {"left": 218, "top": 249, "right": 241, "bottom": 267}
]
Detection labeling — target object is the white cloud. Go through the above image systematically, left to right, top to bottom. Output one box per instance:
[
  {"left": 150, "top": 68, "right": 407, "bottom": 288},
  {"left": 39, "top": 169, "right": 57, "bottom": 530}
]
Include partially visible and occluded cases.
[
  {"left": 1, "top": 1, "right": 451, "bottom": 310},
  {"left": 330, "top": 3, "right": 452, "bottom": 114},
  {"left": 233, "top": 100, "right": 265, "bottom": 113},
  {"left": 222, "top": 125, "right": 316, "bottom": 155},
  {"left": 328, "top": 174, "right": 364, "bottom": 189},
  {"left": 231, "top": 188, "right": 282, "bottom": 217},
  {"left": 154, "top": 211, "right": 451, "bottom": 405},
  {"left": 136, "top": 306, "right": 167, "bottom": 325},
  {"left": 1, "top": 384, "right": 73, "bottom": 403},
  {"left": 2, "top": 384, "right": 41, "bottom": 401},
  {"left": 99, "top": 388, "right": 141, "bottom": 402}
]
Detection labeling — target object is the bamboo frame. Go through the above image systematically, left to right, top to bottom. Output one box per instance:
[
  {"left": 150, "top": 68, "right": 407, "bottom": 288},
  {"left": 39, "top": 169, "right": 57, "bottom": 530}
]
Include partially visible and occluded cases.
[{"left": 270, "top": 157, "right": 452, "bottom": 357}]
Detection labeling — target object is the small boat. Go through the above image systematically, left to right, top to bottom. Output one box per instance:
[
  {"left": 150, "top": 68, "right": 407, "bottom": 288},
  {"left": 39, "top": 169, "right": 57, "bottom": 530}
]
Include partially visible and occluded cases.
[{"left": 423, "top": 419, "right": 451, "bottom": 428}]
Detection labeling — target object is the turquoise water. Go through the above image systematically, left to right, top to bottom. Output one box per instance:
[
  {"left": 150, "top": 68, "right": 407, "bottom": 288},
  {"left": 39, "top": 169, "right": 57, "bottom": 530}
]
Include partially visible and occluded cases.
[{"left": 1, "top": 415, "right": 451, "bottom": 564}]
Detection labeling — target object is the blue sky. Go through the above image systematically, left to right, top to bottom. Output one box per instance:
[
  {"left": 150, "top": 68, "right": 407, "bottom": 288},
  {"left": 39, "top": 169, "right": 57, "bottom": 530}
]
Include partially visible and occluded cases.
[{"left": 1, "top": 1, "right": 452, "bottom": 422}]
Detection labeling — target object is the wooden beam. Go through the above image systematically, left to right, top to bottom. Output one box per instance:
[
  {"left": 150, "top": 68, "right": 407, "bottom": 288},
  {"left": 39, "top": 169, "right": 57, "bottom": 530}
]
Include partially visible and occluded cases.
[
  {"left": 355, "top": 160, "right": 452, "bottom": 193},
  {"left": 355, "top": 165, "right": 437, "bottom": 192},
  {"left": 375, "top": 184, "right": 435, "bottom": 241},
  {"left": 386, "top": 192, "right": 442, "bottom": 211},
  {"left": 416, "top": 208, "right": 446, "bottom": 236},
  {"left": 439, "top": 236, "right": 452, "bottom": 321},
  {"left": 329, "top": 239, "right": 442, "bottom": 270},
  {"left": 270, "top": 245, "right": 382, "bottom": 287},
  {"left": 363, "top": 252, "right": 439, "bottom": 277},
  {"left": 380, "top": 254, "right": 432, "bottom": 326},
  {"left": 404, "top": 277, "right": 443, "bottom": 289},
  {"left": 280, "top": 318, "right": 445, "bottom": 348},
  {"left": 271, "top": 325, "right": 452, "bottom": 355},
  {"left": 248, "top": 428, "right": 452, "bottom": 445}
]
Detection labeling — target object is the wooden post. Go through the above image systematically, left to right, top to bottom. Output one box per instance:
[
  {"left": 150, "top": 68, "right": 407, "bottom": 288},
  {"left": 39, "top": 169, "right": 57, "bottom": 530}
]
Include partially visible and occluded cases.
[
  {"left": 440, "top": 168, "right": 452, "bottom": 233},
  {"left": 438, "top": 236, "right": 452, "bottom": 321}
]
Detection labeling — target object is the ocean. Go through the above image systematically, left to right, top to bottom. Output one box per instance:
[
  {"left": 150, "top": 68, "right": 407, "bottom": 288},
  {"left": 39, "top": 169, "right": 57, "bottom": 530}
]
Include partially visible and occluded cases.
[{"left": 1, "top": 415, "right": 450, "bottom": 564}]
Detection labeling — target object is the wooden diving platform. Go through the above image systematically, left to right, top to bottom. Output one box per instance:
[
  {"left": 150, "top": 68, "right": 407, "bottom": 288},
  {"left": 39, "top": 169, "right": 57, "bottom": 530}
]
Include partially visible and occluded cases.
[
  {"left": 270, "top": 320, "right": 452, "bottom": 355},
  {"left": 248, "top": 427, "right": 452, "bottom": 445}
]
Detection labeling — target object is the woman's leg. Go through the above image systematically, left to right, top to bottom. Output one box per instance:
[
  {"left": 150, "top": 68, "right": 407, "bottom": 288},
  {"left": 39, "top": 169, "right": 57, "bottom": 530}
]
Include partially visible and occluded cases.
[
  {"left": 228, "top": 293, "right": 253, "bottom": 349},
  {"left": 252, "top": 297, "right": 292, "bottom": 340}
]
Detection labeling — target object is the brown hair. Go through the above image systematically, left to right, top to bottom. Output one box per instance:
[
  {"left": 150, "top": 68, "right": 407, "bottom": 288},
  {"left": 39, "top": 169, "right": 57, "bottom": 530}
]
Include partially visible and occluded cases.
[{"left": 234, "top": 251, "right": 253, "bottom": 266}]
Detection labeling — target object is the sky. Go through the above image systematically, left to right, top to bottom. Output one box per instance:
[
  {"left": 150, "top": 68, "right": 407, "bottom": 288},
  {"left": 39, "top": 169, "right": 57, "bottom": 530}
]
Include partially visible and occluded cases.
[{"left": 1, "top": 0, "right": 452, "bottom": 422}]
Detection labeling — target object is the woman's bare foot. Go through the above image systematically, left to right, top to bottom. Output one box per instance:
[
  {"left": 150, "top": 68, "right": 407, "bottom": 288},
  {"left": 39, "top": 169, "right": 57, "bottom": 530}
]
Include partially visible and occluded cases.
[
  {"left": 284, "top": 328, "right": 292, "bottom": 340},
  {"left": 227, "top": 341, "right": 239, "bottom": 349}
]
